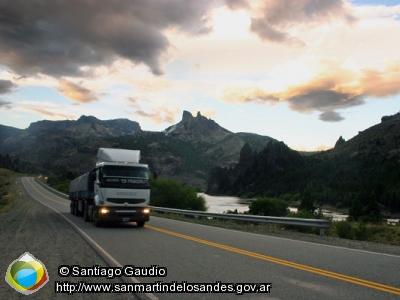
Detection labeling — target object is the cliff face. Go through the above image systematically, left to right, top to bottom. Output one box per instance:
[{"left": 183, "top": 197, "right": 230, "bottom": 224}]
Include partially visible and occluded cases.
[{"left": 164, "top": 111, "right": 231, "bottom": 143}]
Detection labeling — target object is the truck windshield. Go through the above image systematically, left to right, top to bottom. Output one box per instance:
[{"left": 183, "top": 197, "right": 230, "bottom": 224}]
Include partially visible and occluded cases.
[{"left": 102, "top": 166, "right": 149, "bottom": 179}]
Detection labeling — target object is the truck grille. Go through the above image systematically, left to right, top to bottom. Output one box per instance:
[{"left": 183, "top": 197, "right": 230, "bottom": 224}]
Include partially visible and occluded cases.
[{"left": 107, "top": 198, "right": 145, "bottom": 204}]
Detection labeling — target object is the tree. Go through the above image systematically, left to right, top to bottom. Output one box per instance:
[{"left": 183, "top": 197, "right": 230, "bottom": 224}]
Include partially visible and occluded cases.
[
  {"left": 150, "top": 177, "right": 207, "bottom": 211},
  {"left": 298, "top": 184, "right": 316, "bottom": 214},
  {"left": 363, "top": 196, "right": 382, "bottom": 223},
  {"left": 349, "top": 198, "right": 363, "bottom": 221}
]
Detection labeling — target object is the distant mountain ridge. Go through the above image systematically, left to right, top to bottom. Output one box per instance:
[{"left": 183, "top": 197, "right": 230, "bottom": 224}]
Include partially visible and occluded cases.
[
  {"left": 1, "top": 109, "right": 400, "bottom": 211},
  {"left": 0, "top": 111, "right": 274, "bottom": 187},
  {"left": 26, "top": 115, "right": 142, "bottom": 137}
]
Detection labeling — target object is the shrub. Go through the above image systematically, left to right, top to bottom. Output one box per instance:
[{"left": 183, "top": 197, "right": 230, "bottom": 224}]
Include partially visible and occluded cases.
[
  {"left": 150, "top": 177, "right": 207, "bottom": 211},
  {"left": 249, "top": 197, "right": 289, "bottom": 217},
  {"left": 284, "top": 210, "right": 318, "bottom": 233},
  {"left": 335, "top": 221, "right": 354, "bottom": 239},
  {"left": 353, "top": 222, "right": 368, "bottom": 241}
]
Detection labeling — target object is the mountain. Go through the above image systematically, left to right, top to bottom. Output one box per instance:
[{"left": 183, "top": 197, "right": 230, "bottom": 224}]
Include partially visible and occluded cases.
[
  {"left": 3, "top": 109, "right": 400, "bottom": 213},
  {"left": 164, "top": 110, "right": 231, "bottom": 142},
  {"left": 0, "top": 111, "right": 275, "bottom": 187},
  {"left": 109, "top": 111, "right": 275, "bottom": 187},
  {"left": 207, "top": 112, "right": 400, "bottom": 212},
  {"left": 0, "top": 115, "right": 142, "bottom": 175}
]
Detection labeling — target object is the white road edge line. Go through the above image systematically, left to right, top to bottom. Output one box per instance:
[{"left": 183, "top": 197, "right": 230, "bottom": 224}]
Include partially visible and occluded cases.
[{"left": 22, "top": 177, "right": 159, "bottom": 300}]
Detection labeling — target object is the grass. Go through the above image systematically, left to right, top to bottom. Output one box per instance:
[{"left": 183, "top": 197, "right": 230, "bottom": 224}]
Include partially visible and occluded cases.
[
  {"left": 0, "top": 168, "right": 21, "bottom": 213},
  {"left": 151, "top": 211, "right": 400, "bottom": 246},
  {"left": 325, "top": 221, "right": 400, "bottom": 245}
]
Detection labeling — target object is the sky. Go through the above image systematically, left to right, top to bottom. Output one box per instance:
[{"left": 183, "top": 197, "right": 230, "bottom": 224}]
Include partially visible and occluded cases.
[{"left": 0, "top": 0, "right": 399, "bottom": 151}]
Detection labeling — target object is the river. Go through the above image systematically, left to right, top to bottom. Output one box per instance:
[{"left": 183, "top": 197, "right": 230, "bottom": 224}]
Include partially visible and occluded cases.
[
  {"left": 201, "top": 193, "right": 349, "bottom": 221},
  {"left": 201, "top": 194, "right": 400, "bottom": 224}
]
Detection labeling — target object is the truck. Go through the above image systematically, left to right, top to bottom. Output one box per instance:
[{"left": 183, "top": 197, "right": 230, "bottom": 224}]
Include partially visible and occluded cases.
[{"left": 69, "top": 148, "right": 151, "bottom": 227}]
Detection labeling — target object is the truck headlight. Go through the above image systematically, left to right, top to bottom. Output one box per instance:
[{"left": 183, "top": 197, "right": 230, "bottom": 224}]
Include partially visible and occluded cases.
[
  {"left": 100, "top": 208, "right": 109, "bottom": 214},
  {"left": 143, "top": 208, "right": 150, "bottom": 214}
]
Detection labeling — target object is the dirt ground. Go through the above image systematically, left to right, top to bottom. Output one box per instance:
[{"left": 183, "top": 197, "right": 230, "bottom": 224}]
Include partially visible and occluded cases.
[{"left": 0, "top": 178, "right": 138, "bottom": 300}]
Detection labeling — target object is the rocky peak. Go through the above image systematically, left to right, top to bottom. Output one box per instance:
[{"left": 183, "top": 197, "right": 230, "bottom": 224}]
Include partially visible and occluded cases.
[
  {"left": 164, "top": 110, "right": 231, "bottom": 142},
  {"left": 182, "top": 110, "right": 194, "bottom": 121},
  {"left": 334, "top": 136, "right": 346, "bottom": 148}
]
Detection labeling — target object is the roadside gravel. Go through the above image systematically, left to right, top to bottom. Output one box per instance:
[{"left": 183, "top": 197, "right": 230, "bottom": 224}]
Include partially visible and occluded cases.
[{"left": 0, "top": 178, "right": 137, "bottom": 299}]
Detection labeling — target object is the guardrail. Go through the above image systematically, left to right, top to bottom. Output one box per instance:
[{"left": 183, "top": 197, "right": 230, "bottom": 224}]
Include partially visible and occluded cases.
[
  {"left": 33, "top": 178, "right": 331, "bottom": 236},
  {"left": 150, "top": 206, "right": 332, "bottom": 236}
]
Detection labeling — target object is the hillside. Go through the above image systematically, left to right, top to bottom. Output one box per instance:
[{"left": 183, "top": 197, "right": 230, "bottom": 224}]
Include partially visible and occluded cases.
[
  {"left": 0, "top": 111, "right": 275, "bottom": 188},
  {"left": 207, "top": 112, "right": 400, "bottom": 212}
]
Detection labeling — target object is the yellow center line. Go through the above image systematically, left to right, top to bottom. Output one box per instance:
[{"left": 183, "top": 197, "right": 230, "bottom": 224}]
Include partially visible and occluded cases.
[
  {"left": 24, "top": 178, "right": 400, "bottom": 295},
  {"left": 26, "top": 178, "right": 69, "bottom": 206},
  {"left": 146, "top": 225, "right": 400, "bottom": 296}
]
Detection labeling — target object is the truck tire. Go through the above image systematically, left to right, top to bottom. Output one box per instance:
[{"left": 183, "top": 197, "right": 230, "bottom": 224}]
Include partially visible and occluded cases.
[
  {"left": 70, "top": 201, "right": 74, "bottom": 214},
  {"left": 73, "top": 201, "right": 79, "bottom": 216},
  {"left": 83, "top": 202, "right": 90, "bottom": 222},
  {"left": 92, "top": 207, "right": 102, "bottom": 227},
  {"left": 136, "top": 221, "right": 145, "bottom": 228}
]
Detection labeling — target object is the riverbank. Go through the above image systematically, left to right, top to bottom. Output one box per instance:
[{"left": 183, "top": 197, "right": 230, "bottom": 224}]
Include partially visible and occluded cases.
[{"left": 202, "top": 193, "right": 400, "bottom": 224}]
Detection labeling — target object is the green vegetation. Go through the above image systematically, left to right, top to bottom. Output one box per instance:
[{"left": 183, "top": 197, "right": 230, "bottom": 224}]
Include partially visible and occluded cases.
[
  {"left": 208, "top": 138, "right": 400, "bottom": 215},
  {"left": 0, "top": 168, "right": 20, "bottom": 212},
  {"left": 47, "top": 171, "right": 77, "bottom": 195},
  {"left": 150, "top": 177, "right": 207, "bottom": 211},
  {"left": 249, "top": 197, "right": 289, "bottom": 217},
  {"left": 328, "top": 221, "right": 400, "bottom": 244}
]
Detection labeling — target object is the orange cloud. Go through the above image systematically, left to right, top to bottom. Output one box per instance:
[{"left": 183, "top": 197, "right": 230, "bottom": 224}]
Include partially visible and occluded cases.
[
  {"left": 219, "top": 60, "right": 400, "bottom": 122},
  {"left": 359, "top": 64, "right": 400, "bottom": 98},
  {"left": 58, "top": 79, "right": 98, "bottom": 103},
  {"left": 130, "top": 105, "right": 180, "bottom": 124},
  {"left": 20, "top": 106, "right": 76, "bottom": 120}
]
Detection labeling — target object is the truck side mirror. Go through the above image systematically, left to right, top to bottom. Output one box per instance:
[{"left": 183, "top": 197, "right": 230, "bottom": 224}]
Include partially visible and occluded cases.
[{"left": 152, "top": 171, "right": 158, "bottom": 180}]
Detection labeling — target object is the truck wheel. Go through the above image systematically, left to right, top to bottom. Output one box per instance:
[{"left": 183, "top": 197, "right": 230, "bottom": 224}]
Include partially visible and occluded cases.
[
  {"left": 70, "top": 201, "right": 75, "bottom": 214},
  {"left": 73, "top": 202, "right": 79, "bottom": 216},
  {"left": 83, "top": 203, "right": 90, "bottom": 222},
  {"left": 92, "top": 207, "right": 102, "bottom": 227},
  {"left": 136, "top": 221, "right": 145, "bottom": 228}
]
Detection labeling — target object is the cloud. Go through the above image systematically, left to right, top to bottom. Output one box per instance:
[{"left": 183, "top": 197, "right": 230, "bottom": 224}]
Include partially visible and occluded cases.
[
  {"left": 0, "top": 0, "right": 215, "bottom": 78},
  {"left": 225, "top": 0, "right": 250, "bottom": 10},
  {"left": 247, "top": 0, "right": 355, "bottom": 44},
  {"left": 250, "top": 18, "right": 304, "bottom": 46},
  {"left": 219, "top": 60, "right": 400, "bottom": 122},
  {"left": 359, "top": 64, "right": 400, "bottom": 98},
  {"left": 0, "top": 79, "right": 15, "bottom": 94},
  {"left": 58, "top": 79, "right": 98, "bottom": 103},
  {"left": 0, "top": 80, "right": 15, "bottom": 109},
  {"left": 126, "top": 94, "right": 180, "bottom": 124},
  {"left": 0, "top": 99, "right": 12, "bottom": 109},
  {"left": 19, "top": 106, "right": 76, "bottom": 120},
  {"left": 130, "top": 106, "right": 180, "bottom": 124},
  {"left": 318, "top": 111, "right": 344, "bottom": 122}
]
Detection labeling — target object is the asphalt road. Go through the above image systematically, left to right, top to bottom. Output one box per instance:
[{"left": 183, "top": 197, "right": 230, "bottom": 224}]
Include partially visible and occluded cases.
[{"left": 22, "top": 177, "right": 400, "bottom": 300}]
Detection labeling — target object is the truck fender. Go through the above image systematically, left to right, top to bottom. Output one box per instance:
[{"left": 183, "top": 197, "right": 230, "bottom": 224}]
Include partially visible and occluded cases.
[{"left": 94, "top": 195, "right": 100, "bottom": 206}]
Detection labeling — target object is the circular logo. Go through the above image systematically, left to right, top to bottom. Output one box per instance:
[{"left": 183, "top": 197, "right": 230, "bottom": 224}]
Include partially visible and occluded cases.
[{"left": 5, "top": 252, "right": 49, "bottom": 295}]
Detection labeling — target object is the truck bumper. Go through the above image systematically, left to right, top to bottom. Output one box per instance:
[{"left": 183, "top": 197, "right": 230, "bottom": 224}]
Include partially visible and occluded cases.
[{"left": 97, "top": 207, "right": 150, "bottom": 223}]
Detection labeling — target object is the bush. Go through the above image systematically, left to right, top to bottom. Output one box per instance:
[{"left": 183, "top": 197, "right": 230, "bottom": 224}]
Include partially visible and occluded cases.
[
  {"left": 150, "top": 177, "right": 207, "bottom": 211},
  {"left": 249, "top": 197, "right": 289, "bottom": 217},
  {"left": 284, "top": 210, "right": 318, "bottom": 233},
  {"left": 335, "top": 221, "right": 354, "bottom": 239},
  {"left": 353, "top": 222, "right": 368, "bottom": 241}
]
